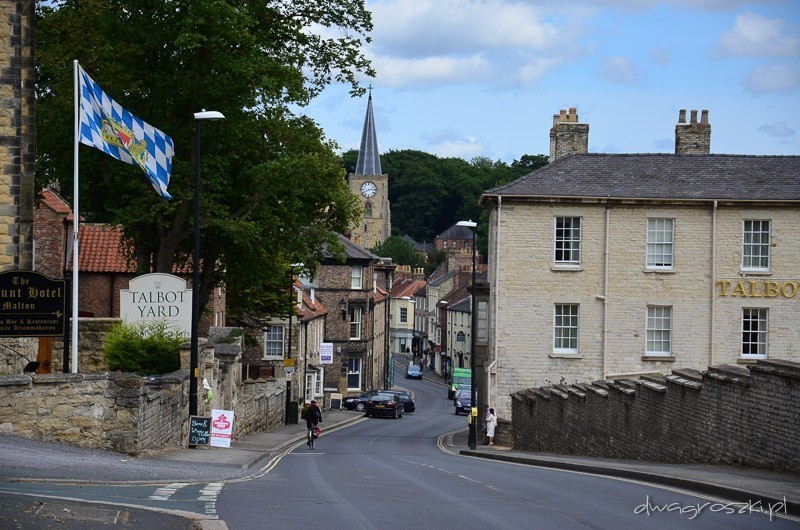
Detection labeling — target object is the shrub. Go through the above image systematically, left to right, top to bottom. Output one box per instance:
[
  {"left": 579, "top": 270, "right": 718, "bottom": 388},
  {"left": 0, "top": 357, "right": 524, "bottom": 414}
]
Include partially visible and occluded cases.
[{"left": 104, "top": 320, "right": 183, "bottom": 375}]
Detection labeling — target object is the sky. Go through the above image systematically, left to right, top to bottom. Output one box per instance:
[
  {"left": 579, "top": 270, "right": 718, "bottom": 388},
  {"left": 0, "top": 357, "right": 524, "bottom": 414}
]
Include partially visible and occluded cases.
[{"left": 301, "top": 0, "right": 800, "bottom": 163}]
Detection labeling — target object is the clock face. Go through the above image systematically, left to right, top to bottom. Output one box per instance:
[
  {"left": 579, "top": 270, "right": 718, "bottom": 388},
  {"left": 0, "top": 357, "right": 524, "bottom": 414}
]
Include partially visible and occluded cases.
[{"left": 361, "top": 181, "right": 377, "bottom": 198}]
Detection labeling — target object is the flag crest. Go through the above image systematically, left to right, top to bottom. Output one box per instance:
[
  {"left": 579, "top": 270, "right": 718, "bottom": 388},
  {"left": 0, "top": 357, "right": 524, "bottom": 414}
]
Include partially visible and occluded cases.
[{"left": 78, "top": 66, "right": 174, "bottom": 199}]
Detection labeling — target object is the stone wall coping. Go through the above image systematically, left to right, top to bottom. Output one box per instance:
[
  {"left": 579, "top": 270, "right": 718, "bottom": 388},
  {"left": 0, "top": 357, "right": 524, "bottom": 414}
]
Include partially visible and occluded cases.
[
  {"left": 751, "top": 359, "right": 800, "bottom": 379},
  {"left": 708, "top": 363, "right": 750, "bottom": 378},
  {"left": 670, "top": 367, "right": 703, "bottom": 382},
  {"left": 706, "top": 371, "right": 751, "bottom": 386},
  {"left": 0, "top": 374, "right": 32, "bottom": 386},
  {"left": 640, "top": 374, "right": 667, "bottom": 385},
  {"left": 665, "top": 374, "right": 703, "bottom": 389},
  {"left": 613, "top": 378, "right": 637, "bottom": 389},
  {"left": 637, "top": 379, "right": 667, "bottom": 393},
  {"left": 608, "top": 382, "right": 636, "bottom": 395},
  {"left": 586, "top": 384, "right": 609, "bottom": 397},
  {"left": 565, "top": 385, "right": 586, "bottom": 399},
  {"left": 547, "top": 386, "right": 569, "bottom": 399},
  {"left": 532, "top": 388, "right": 550, "bottom": 400}
]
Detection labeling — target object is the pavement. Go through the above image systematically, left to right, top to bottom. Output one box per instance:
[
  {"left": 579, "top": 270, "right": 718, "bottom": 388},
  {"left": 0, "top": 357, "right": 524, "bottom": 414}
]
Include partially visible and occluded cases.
[{"left": 147, "top": 402, "right": 800, "bottom": 520}]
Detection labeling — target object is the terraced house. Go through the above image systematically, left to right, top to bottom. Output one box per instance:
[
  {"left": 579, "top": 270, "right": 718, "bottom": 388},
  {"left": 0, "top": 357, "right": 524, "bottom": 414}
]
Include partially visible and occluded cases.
[{"left": 479, "top": 108, "right": 800, "bottom": 421}]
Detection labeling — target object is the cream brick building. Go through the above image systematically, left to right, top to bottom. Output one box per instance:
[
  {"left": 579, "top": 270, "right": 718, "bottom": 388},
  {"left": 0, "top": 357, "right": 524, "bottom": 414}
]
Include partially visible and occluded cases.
[{"left": 479, "top": 109, "right": 800, "bottom": 420}]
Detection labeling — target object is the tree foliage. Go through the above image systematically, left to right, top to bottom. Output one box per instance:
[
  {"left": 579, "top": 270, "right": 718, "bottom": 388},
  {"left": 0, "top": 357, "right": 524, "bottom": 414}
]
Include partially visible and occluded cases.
[
  {"left": 36, "top": 0, "right": 374, "bottom": 323},
  {"left": 369, "top": 236, "right": 425, "bottom": 270}
]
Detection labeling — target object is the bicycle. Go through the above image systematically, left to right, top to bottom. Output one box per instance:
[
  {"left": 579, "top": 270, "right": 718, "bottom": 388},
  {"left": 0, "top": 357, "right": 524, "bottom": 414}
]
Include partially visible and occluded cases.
[{"left": 308, "top": 423, "right": 319, "bottom": 450}]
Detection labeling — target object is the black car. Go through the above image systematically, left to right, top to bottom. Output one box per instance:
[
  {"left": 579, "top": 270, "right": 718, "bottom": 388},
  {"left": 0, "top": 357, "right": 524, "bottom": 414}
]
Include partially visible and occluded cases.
[
  {"left": 343, "top": 390, "right": 379, "bottom": 412},
  {"left": 382, "top": 390, "right": 415, "bottom": 413},
  {"left": 454, "top": 390, "right": 471, "bottom": 415},
  {"left": 366, "top": 393, "right": 404, "bottom": 419}
]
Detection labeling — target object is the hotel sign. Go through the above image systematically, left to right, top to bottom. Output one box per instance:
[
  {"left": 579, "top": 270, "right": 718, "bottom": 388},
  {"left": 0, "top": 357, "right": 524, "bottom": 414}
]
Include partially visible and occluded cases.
[
  {"left": 0, "top": 270, "right": 66, "bottom": 337},
  {"left": 120, "top": 273, "right": 192, "bottom": 336},
  {"left": 717, "top": 279, "right": 798, "bottom": 299}
]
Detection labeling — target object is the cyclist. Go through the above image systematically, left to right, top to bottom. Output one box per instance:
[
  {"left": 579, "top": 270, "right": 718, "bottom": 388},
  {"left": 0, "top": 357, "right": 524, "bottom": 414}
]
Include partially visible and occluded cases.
[{"left": 306, "top": 400, "right": 322, "bottom": 448}]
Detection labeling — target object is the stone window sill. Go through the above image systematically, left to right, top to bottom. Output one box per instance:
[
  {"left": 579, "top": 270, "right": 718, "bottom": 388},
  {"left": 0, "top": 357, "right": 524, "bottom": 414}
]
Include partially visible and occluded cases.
[
  {"left": 549, "top": 353, "right": 583, "bottom": 359},
  {"left": 641, "top": 355, "right": 676, "bottom": 362}
]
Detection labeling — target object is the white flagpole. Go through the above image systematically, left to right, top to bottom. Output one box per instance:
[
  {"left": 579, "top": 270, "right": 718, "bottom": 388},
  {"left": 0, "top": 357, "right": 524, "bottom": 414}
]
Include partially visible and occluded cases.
[{"left": 72, "top": 60, "right": 80, "bottom": 373}]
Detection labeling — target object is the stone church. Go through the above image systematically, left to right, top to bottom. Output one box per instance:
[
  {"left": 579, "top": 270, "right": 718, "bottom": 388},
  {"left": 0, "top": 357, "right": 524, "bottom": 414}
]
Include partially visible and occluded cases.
[{"left": 347, "top": 92, "right": 390, "bottom": 249}]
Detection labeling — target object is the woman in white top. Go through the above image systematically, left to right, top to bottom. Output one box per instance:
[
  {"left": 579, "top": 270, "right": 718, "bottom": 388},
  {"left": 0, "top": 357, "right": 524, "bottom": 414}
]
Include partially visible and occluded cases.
[{"left": 485, "top": 407, "right": 498, "bottom": 446}]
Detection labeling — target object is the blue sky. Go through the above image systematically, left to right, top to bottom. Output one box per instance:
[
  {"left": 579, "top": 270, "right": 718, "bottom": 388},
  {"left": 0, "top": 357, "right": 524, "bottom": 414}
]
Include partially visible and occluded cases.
[{"left": 301, "top": 0, "right": 800, "bottom": 163}]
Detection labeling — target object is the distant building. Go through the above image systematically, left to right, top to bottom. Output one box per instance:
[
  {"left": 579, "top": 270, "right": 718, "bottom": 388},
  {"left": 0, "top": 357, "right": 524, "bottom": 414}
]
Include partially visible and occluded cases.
[
  {"left": 347, "top": 91, "right": 391, "bottom": 249},
  {"left": 480, "top": 108, "right": 800, "bottom": 420}
]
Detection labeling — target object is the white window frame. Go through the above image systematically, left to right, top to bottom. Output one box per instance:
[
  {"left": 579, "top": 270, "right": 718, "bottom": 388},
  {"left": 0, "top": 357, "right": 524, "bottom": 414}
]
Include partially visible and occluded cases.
[
  {"left": 554, "top": 217, "right": 582, "bottom": 267},
  {"left": 646, "top": 218, "right": 674, "bottom": 270},
  {"left": 741, "top": 220, "right": 770, "bottom": 272},
  {"left": 442, "top": 240, "right": 448, "bottom": 250},
  {"left": 351, "top": 265, "right": 363, "bottom": 290},
  {"left": 477, "top": 301, "right": 488, "bottom": 343},
  {"left": 553, "top": 304, "right": 579, "bottom": 353},
  {"left": 646, "top": 305, "right": 672, "bottom": 356},
  {"left": 349, "top": 307, "right": 362, "bottom": 340},
  {"left": 399, "top": 307, "right": 408, "bottom": 324},
  {"left": 741, "top": 308, "right": 768, "bottom": 359},
  {"left": 263, "top": 325, "right": 284, "bottom": 360},
  {"left": 347, "top": 358, "right": 362, "bottom": 390}
]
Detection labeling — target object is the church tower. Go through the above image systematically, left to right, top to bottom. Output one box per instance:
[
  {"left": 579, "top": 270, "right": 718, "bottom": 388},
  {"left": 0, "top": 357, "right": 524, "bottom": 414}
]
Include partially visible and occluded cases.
[{"left": 348, "top": 90, "right": 390, "bottom": 249}]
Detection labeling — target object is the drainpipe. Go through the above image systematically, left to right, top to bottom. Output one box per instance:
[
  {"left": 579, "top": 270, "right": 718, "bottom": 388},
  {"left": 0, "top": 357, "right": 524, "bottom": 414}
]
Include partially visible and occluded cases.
[
  {"left": 489, "top": 196, "right": 502, "bottom": 408},
  {"left": 711, "top": 200, "right": 718, "bottom": 366},
  {"left": 601, "top": 208, "right": 610, "bottom": 379}
]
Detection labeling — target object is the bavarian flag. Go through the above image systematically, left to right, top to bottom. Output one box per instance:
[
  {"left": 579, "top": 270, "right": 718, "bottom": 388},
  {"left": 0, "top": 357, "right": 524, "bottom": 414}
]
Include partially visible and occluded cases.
[{"left": 78, "top": 65, "right": 174, "bottom": 199}]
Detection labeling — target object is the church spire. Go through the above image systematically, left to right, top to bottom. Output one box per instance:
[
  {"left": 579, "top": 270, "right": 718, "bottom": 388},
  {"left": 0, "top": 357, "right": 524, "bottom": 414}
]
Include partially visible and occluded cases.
[{"left": 355, "top": 87, "right": 382, "bottom": 175}]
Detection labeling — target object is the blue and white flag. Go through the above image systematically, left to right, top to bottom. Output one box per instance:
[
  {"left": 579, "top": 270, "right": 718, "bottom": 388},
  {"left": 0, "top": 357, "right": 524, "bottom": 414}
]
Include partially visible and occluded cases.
[{"left": 78, "top": 65, "right": 174, "bottom": 199}]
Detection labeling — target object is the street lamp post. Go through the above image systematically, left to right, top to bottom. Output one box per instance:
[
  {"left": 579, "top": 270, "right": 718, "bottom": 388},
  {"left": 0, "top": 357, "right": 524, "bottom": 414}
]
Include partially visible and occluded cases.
[
  {"left": 190, "top": 110, "right": 225, "bottom": 419},
  {"left": 457, "top": 220, "right": 478, "bottom": 449},
  {"left": 286, "top": 263, "right": 303, "bottom": 424}
]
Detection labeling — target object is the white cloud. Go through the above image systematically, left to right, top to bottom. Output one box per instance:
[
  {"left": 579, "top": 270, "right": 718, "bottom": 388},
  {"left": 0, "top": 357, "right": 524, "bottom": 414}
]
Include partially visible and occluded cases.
[
  {"left": 716, "top": 12, "right": 800, "bottom": 57},
  {"left": 370, "top": 54, "right": 493, "bottom": 88},
  {"left": 597, "top": 56, "right": 643, "bottom": 86},
  {"left": 743, "top": 63, "right": 800, "bottom": 94},
  {"left": 758, "top": 121, "right": 796, "bottom": 137},
  {"left": 421, "top": 128, "right": 485, "bottom": 159}
]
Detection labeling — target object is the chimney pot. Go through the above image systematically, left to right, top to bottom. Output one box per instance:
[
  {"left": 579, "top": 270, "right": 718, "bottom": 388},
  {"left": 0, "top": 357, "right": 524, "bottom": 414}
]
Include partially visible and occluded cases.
[
  {"left": 678, "top": 109, "right": 686, "bottom": 123},
  {"left": 690, "top": 109, "right": 698, "bottom": 123},
  {"left": 701, "top": 109, "right": 708, "bottom": 124}
]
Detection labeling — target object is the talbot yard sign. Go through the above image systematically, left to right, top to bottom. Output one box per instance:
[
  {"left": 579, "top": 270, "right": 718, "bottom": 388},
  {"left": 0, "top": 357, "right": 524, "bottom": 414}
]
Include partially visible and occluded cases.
[
  {"left": 0, "top": 270, "right": 66, "bottom": 337},
  {"left": 120, "top": 273, "right": 192, "bottom": 337}
]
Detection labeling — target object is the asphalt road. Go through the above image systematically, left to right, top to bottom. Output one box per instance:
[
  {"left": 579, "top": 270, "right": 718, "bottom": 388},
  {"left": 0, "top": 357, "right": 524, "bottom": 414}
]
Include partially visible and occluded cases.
[
  {"left": 0, "top": 373, "right": 795, "bottom": 529},
  {"left": 215, "top": 376, "right": 794, "bottom": 530}
]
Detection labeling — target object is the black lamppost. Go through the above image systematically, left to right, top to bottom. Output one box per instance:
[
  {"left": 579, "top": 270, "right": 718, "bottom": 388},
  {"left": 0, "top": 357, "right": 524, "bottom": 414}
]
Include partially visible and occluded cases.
[
  {"left": 190, "top": 110, "right": 224, "bottom": 418},
  {"left": 457, "top": 220, "right": 478, "bottom": 449},
  {"left": 285, "top": 262, "right": 303, "bottom": 424}
]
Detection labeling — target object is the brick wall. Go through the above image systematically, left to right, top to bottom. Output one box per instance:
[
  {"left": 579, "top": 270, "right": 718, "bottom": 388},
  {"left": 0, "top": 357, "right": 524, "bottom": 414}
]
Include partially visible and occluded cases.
[{"left": 510, "top": 359, "right": 800, "bottom": 473}]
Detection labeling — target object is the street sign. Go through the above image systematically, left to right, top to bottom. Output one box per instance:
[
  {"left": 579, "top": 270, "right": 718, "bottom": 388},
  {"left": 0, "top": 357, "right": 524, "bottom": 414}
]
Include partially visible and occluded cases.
[
  {"left": 283, "top": 358, "right": 295, "bottom": 367},
  {"left": 283, "top": 366, "right": 295, "bottom": 374}
]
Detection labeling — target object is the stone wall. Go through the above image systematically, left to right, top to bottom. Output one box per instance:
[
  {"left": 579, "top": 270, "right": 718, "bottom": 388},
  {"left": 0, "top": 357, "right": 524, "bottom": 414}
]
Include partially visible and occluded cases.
[
  {"left": 0, "top": 325, "right": 287, "bottom": 455},
  {"left": 510, "top": 359, "right": 800, "bottom": 473}
]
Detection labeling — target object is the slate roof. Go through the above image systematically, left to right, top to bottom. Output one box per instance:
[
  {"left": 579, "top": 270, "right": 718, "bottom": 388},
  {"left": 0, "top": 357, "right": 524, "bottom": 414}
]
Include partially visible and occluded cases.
[
  {"left": 354, "top": 93, "right": 382, "bottom": 176},
  {"left": 481, "top": 154, "right": 800, "bottom": 204},
  {"left": 437, "top": 224, "right": 476, "bottom": 240},
  {"left": 323, "top": 233, "right": 382, "bottom": 263}
]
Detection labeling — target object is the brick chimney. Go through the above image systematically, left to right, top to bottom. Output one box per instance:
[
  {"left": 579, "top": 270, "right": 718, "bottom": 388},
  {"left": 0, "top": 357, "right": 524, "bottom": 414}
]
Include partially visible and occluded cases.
[
  {"left": 549, "top": 107, "right": 589, "bottom": 162},
  {"left": 675, "top": 109, "right": 710, "bottom": 155}
]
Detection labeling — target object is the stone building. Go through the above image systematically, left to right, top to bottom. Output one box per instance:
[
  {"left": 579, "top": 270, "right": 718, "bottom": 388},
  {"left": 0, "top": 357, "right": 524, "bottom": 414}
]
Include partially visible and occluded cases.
[
  {"left": 0, "top": 1, "right": 35, "bottom": 271},
  {"left": 347, "top": 92, "right": 391, "bottom": 249},
  {"left": 479, "top": 108, "right": 800, "bottom": 421},
  {"left": 312, "top": 233, "right": 394, "bottom": 396},
  {"left": 389, "top": 266, "right": 426, "bottom": 358}
]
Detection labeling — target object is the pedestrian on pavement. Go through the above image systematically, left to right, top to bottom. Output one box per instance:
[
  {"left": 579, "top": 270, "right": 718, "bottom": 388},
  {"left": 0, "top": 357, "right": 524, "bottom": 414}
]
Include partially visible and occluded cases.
[
  {"left": 306, "top": 400, "right": 322, "bottom": 447},
  {"left": 482, "top": 405, "right": 490, "bottom": 445},
  {"left": 485, "top": 407, "right": 497, "bottom": 446}
]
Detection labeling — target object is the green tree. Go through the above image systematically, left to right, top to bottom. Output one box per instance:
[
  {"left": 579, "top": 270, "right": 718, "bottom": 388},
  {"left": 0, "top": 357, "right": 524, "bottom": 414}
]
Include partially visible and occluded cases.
[
  {"left": 36, "top": 0, "right": 373, "bottom": 323},
  {"left": 370, "top": 236, "right": 425, "bottom": 270}
]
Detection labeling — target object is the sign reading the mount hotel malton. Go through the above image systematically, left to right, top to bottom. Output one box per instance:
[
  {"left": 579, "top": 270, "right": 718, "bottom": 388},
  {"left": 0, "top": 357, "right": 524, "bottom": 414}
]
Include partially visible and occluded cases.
[
  {"left": 0, "top": 270, "right": 66, "bottom": 337},
  {"left": 120, "top": 273, "right": 191, "bottom": 337}
]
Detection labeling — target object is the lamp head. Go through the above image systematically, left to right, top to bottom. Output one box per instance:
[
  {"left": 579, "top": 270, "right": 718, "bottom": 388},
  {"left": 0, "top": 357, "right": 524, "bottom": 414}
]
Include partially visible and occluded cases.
[{"left": 194, "top": 110, "right": 225, "bottom": 121}]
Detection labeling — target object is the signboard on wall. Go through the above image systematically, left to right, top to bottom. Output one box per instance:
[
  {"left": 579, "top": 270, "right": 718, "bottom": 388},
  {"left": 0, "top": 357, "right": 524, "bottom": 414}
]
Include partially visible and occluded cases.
[
  {"left": 0, "top": 270, "right": 66, "bottom": 338},
  {"left": 120, "top": 273, "right": 191, "bottom": 336},
  {"left": 319, "top": 342, "right": 333, "bottom": 364}
]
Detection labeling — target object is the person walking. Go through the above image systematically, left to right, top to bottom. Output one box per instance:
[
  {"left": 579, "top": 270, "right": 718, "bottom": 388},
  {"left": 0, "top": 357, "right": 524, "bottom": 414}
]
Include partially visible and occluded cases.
[
  {"left": 306, "top": 400, "right": 322, "bottom": 448},
  {"left": 485, "top": 407, "right": 497, "bottom": 447}
]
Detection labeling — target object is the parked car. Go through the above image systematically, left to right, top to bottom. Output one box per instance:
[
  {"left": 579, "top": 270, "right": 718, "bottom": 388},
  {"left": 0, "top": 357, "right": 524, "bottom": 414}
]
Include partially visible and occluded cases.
[
  {"left": 405, "top": 365, "right": 423, "bottom": 379},
  {"left": 343, "top": 390, "right": 379, "bottom": 412},
  {"left": 382, "top": 390, "right": 415, "bottom": 413},
  {"left": 454, "top": 390, "right": 472, "bottom": 415},
  {"left": 366, "top": 393, "right": 404, "bottom": 419}
]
